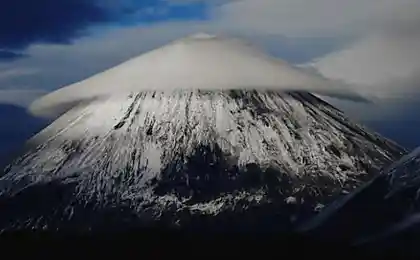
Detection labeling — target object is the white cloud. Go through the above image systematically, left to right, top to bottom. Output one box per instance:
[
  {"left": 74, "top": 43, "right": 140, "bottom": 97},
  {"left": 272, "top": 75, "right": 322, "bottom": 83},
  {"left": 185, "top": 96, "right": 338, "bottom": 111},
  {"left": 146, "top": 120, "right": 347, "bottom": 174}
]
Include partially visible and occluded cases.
[
  {"left": 303, "top": 11, "right": 420, "bottom": 148},
  {"left": 306, "top": 11, "right": 420, "bottom": 121},
  {"left": 312, "top": 33, "right": 420, "bottom": 100},
  {"left": 29, "top": 34, "right": 365, "bottom": 118}
]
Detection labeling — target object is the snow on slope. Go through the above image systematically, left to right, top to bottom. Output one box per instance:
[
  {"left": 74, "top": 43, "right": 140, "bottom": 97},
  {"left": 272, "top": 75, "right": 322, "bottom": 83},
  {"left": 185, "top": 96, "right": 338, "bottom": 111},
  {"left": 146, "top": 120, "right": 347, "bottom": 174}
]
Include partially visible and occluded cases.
[
  {"left": 29, "top": 33, "right": 366, "bottom": 118},
  {"left": 0, "top": 89, "right": 404, "bottom": 232}
]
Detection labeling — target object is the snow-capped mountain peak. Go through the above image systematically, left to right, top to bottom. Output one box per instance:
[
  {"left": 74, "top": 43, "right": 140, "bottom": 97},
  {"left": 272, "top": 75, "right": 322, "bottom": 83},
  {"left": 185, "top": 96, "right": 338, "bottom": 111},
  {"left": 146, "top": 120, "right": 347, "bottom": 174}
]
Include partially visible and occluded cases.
[
  {"left": 0, "top": 34, "right": 406, "bottom": 232},
  {"left": 0, "top": 89, "right": 405, "bottom": 232}
]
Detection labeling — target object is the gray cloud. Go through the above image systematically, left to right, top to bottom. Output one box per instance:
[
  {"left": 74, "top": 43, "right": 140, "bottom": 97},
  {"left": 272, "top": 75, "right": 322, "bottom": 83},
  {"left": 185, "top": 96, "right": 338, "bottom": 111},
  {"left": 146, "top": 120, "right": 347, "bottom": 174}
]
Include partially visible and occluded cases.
[
  {"left": 213, "top": 0, "right": 420, "bottom": 37},
  {"left": 307, "top": 12, "right": 420, "bottom": 148},
  {"left": 310, "top": 13, "right": 420, "bottom": 102},
  {"left": 0, "top": 89, "right": 47, "bottom": 107}
]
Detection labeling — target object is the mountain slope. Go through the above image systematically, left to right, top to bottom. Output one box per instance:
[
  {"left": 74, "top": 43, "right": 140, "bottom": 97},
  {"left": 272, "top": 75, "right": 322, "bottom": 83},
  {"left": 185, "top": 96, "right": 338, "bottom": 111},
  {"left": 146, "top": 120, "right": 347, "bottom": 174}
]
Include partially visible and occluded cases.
[
  {"left": 0, "top": 89, "right": 405, "bottom": 232},
  {"left": 300, "top": 145, "right": 420, "bottom": 254},
  {"left": 346, "top": 147, "right": 420, "bottom": 255}
]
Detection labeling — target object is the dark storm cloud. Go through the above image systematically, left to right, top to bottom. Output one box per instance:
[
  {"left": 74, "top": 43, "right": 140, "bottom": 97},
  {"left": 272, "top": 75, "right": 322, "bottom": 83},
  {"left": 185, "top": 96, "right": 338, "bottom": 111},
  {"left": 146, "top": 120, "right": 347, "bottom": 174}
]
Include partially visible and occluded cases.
[{"left": 0, "top": 0, "right": 114, "bottom": 50}]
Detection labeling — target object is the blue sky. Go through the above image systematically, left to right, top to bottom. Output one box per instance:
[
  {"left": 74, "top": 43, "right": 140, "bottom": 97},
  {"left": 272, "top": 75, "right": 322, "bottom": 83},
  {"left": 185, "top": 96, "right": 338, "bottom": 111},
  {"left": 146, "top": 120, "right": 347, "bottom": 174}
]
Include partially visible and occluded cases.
[{"left": 1, "top": 0, "right": 420, "bottom": 152}]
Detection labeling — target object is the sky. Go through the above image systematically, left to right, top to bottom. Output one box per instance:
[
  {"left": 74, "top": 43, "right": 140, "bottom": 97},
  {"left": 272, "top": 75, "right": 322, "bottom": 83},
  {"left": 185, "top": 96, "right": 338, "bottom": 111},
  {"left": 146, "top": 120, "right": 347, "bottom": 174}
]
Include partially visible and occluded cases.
[{"left": 1, "top": 0, "right": 420, "bottom": 153}]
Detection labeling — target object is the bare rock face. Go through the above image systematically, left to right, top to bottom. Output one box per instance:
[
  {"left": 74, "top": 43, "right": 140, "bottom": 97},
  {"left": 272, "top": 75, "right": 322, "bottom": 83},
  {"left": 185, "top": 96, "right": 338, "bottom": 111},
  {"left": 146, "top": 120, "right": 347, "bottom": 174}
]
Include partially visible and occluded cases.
[{"left": 0, "top": 89, "right": 405, "bottom": 232}]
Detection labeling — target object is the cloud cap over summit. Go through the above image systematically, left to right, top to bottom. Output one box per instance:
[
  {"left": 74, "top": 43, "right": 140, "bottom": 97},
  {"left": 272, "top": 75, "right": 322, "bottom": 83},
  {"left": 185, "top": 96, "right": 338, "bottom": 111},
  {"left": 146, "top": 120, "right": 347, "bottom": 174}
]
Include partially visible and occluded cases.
[{"left": 29, "top": 34, "right": 365, "bottom": 118}]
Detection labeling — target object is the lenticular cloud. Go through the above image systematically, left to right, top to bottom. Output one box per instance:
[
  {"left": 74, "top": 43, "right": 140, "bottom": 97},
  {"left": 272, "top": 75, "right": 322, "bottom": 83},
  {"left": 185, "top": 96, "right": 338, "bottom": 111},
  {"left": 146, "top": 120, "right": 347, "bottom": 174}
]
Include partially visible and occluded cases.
[{"left": 30, "top": 33, "right": 365, "bottom": 118}]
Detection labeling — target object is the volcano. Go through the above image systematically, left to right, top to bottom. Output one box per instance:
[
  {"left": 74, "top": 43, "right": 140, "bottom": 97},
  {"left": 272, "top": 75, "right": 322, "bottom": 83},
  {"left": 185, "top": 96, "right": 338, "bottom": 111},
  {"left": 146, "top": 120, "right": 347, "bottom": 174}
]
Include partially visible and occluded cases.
[{"left": 0, "top": 34, "right": 405, "bottom": 232}]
